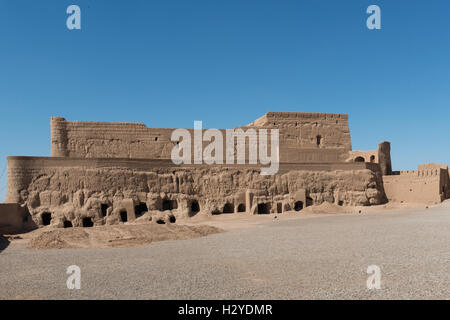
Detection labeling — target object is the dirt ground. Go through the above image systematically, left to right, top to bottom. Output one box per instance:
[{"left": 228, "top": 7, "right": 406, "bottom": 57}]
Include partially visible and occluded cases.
[{"left": 2, "top": 201, "right": 436, "bottom": 250}]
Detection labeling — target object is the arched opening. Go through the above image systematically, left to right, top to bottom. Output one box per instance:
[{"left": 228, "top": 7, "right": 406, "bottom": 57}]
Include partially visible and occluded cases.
[
  {"left": 316, "top": 135, "right": 322, "bottom": 147},
  {"left": 370, "top": 155, "right": 375, "bottom": 163},
  {"left": 354, "top": 156, "right": 365, "bottom": 162},
  {"left": 306, "top": 197, "right": 313, "bottom": 207},
  {"left": 162, "top": 199, "right": 178, "bottom": 211},
  {"left": 338, "top": 200, "right": 344, "bottom": 206},
  {"left": 190, "top": 201, "right": 200, "bottom": 216},
  {"left": 294, "top": 201, "right": 303, "bottom": 211},
  {"left": 134, "top": 202, "right": 148, "bottom": 218},
  {"left": 222, "top": 203, "right": 234, "bottom": 214},
  {"left": 237, "top": 203, "right": 246, "bottom": 212},
  {"left": 257, "top": 203, "right": 270, "bottom": 214},
  {"left": 277, "top": 203, "right": 282, "bottom": 213},
  {"left": 101, "top": 204, "right": 109, "bottom": 217},
  {"left": 120, "top": 211, "right": 127, "bottom": 222},
  {"left": 41, "top": 212, "right": 51, "bottom": 226},
  {"left": 169, "top": 216, "right": 176, "bottom": 223},
  {"left": 82, "top": 217, "right": 93, "bottom": 227},
  {"left": 156, "top": 219, "right": 165, "bottom": 224},
  {"left": 63, "top": 220, "right": 73, "bottom": 228}
]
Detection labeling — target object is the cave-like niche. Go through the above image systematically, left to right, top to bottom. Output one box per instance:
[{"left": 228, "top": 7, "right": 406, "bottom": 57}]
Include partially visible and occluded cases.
[
  {"left": 162, "top": 199, "right": 178, "bottom": 211},
  {"left": 190, "top": 200, "right": 200, "bottom": 216},
  {"left": 294, "top": 201, "right": 303, "bottom": 211},
  {"left": 134, "top": 202, "right": 148, "bottom": 218},
  {"left": 222, "top": 203, "right": 234, "bottom": 214},
  {"left": 257, "top": 203, "right": 270, "bottom": 214},
  {"left": 41, "top": 212, "right": 52, "bottom": 226},
  {"left": 82, "top": 217, "right": 94, "bottom": 227}
]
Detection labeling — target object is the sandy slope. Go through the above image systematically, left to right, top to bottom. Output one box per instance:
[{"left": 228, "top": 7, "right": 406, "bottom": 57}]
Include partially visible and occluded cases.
[{"left": 17, "top": 224, "right": 222, "bottom": 249}]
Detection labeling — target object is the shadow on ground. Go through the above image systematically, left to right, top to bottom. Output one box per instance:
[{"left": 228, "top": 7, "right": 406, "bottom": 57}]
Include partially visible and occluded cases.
[{"left": 0, "top": 235, "right": 10, "bottom": 253}]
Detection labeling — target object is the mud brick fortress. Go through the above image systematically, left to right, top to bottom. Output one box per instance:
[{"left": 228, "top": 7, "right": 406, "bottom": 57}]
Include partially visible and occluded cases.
[{"left": 1, "top": 112, "right": 449, "bottom": 233}]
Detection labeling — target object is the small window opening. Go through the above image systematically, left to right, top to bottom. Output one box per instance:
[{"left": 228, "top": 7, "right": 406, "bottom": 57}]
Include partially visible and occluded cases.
[
  {"left": 316, "top": 135, "right": 322, "bottom": 147},
  {"left": 294, "top": 201, "right": 303, "bottom": 211},
  {"left": 223, "top": 203, "right": 234, "bottom": 214},
  {"left": 101, "top": 204, "right": 109, "bottom": 217},
  {"left": 120, "top": 211, "right": 128, "bottom": 222},
  {"left": 41, "top": 212, "right": 52, "bottom": 226},
  {"left": 82, "top": 217, "right": 93, "bottom": 227},
  {"left": 64, "top": 220, "right": 73, "bottom": 228}
]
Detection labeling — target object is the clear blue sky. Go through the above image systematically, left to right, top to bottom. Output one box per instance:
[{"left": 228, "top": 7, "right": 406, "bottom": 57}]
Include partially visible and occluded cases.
[{"left": 1, "top": 0, "right": 449, "bottom": 201}]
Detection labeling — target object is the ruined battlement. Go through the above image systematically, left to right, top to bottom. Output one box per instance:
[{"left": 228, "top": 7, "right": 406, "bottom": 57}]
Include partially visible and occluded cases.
[
  {"left": 248, "top": 112, "right": 351, "bottom": 151},
  {"left": 249, "top": 112, "right": 348, "bottom": 125},
  {"left": 50, "top": 113, "right": 353, "bottom": 160},
  {"left": 383, "top": 164, "right": 450, "bottom": 204},
  {"left": 397, "top": 169, "right": 442, "bottom": 177}
]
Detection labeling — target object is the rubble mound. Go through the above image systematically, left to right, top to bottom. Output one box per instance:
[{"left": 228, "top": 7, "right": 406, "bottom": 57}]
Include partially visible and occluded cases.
[
  {"left": 301, "top": 202, "right": 355, "bottom": 214},
  {"left": 29, "top": 223, "right": 223, "bottom": 249}
]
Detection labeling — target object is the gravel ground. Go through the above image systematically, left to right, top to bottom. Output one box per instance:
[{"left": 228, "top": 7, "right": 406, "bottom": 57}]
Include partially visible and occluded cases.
[{"left": 1, "top": 204, "right": 450, "bottom": 299}]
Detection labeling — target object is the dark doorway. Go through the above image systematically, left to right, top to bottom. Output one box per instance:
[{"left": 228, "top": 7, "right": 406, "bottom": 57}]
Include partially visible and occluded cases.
[
  {"left": 316, "top": 135, "right": 322, "bottom": 147},
  {"left": 370, "top": 155, "right": 375, "bottom": 163},
  {"left": 355, "top": 156, "right": 365, "bottom": 162},
  {"left": 306, "top": 197, "right": 313, "bottom": 207},
  {"left": 162, "top": 199, "right": 178, "bottom": 211},
  {"left": 338, "top": 200, "right": 344, "bottom": 206},
  {"left": 190, "top": 201, "right": 200, "bottom": 216},
  {"left": 294, "top": 201, "right": 303, "bottom": 211},
  {"left": 135, "top": 202, "right": 148, "bottom": 218},
  {"left": 223, "top": 203, "right": 234, "bottom": 214},
  {"left": 257, "top": 203, "right": 270, "bottom": 214},
  {"left": 277, "top": 203, "right": 282, "bottom": 213},
  {"left": 101, "top": 204, "right": 109, "bottom": 217},
  {"left": 237, "top": 204, "right": 246, "bottom": 212},
  {"left": 120, "top": 211, "right": 127, "bottom": 222},
  {"left": 41, "top": 212, "right": 51, "bottom": 226},
  {"left": 169, "top": 216, "right": 176, "bottom": 223},
  {"left": 82, "top": 217, "right": 93, "bottom": 227},
  {"left": 156, "top": 219, "right": 165, "bottom": 224},
  {"left": 63, "top": 220, "right": 73, "bottom": 228}
]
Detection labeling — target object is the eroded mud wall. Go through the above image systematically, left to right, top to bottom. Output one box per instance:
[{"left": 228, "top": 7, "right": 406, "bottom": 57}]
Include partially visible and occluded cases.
[{"left": 7, "top": 157, "right": 386, "bottom": 227}]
